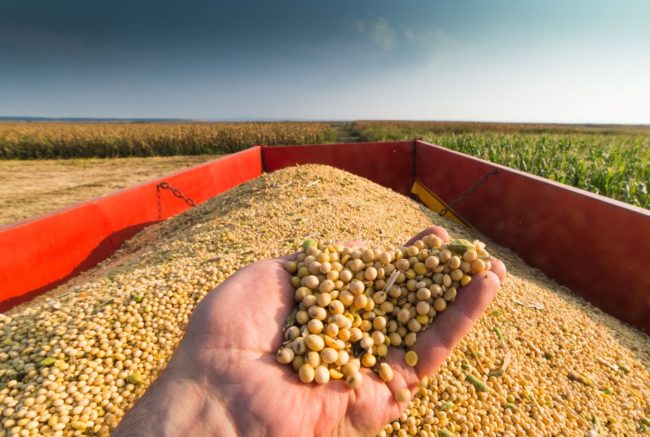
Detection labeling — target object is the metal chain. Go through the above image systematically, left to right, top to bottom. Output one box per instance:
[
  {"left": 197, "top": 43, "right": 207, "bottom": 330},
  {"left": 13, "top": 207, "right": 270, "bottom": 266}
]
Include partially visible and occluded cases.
[
  {"left": 438, "top": 168, "right": 498, "bottom": 217},
  {"left": 156, "top": 181, "right": 196, "bottom": 219},
  {"left": 156, "top": 183, "right": 163, "bottom": 220}
]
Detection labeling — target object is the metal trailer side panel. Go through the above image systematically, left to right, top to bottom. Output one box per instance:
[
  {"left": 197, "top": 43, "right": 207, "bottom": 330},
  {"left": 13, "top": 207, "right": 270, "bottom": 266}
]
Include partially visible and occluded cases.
[
  {"left": 415, "top": 140, "right": 650, "bottom": 333},
  {"left": 263, "top": 141, "right": 415, "bottom": 196},
  {"left": 0, "top": 147, "right": 263, "bottom": 311}
]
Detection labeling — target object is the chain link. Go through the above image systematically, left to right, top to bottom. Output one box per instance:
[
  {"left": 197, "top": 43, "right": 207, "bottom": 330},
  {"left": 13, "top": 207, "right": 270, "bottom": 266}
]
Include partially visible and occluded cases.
[
  {"left": 438, "top": 168, "right": 498, "bottom": 217},
  {"left": 156, "top": 182, "right": 196, "bottom": 219},
  {"left": 156, "top": 183, "right": 163, "bottom": 220}
]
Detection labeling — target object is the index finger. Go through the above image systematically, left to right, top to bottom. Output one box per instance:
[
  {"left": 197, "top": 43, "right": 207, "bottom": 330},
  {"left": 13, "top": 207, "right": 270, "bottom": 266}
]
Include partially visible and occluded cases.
[{"left": 404, "top": 226, "right": 450, "bottom": 246}]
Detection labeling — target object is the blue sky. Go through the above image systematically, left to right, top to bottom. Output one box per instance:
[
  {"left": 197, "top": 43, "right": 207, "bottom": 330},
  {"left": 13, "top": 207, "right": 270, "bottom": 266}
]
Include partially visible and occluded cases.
[{"left": 1, "top": 0, "right": 649, "bottom": 123}]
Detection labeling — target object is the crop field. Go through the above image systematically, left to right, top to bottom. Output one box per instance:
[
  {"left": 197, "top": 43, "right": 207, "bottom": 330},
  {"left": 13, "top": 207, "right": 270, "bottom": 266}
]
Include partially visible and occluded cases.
[
  {"left": 0, "top": 121, "right": 648, "bottom": 210},
  {"left": 354, "top": 121, "right": 650, "bottom": 209},
  {"left": 0, "top": 122, "right": 337, "bottom": 159},
  {"left": 0, "top": 155, "right": 217, "bottom": 226}
]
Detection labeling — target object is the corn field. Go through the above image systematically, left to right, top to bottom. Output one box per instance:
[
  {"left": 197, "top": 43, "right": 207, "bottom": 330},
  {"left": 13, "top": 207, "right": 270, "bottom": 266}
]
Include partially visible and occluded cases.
[
  {"left": 0, "top": 121, "right": 648, "bottom": 208},
  {"left": 355, "top": 121, "right": 650, "bottom": 209},
  {"left": 0, "top": 122, "right": 337, "bottom": 159}
]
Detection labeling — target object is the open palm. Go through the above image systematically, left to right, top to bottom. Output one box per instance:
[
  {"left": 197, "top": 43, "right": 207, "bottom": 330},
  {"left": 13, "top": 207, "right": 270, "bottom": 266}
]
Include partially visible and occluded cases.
[{"left": 115, "top": 227, "right": 506, "bottom": 437}]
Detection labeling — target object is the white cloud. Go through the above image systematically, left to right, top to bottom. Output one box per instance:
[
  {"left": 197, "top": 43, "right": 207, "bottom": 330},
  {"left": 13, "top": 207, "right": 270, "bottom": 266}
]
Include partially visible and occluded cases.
[
  {"left": 344, "top": 17, "right": 454, "bottom": 53},
  {"left": 344, "top": 17, "right": 396, "bottom": 51},
  {"left": 369, "top": 18, "right": 395, "bottom": 51},
  {"left": 403, "top": 28, "right": 456, "bottom": 50}
]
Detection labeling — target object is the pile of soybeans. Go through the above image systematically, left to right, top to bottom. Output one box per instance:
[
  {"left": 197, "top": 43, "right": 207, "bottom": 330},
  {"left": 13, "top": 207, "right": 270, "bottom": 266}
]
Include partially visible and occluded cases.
[
  {"left": 0, "top": 165, "right": 648, "bottom": 436},
  {"left": 276, "top": 237, "right": 495, "bottom": 395}
]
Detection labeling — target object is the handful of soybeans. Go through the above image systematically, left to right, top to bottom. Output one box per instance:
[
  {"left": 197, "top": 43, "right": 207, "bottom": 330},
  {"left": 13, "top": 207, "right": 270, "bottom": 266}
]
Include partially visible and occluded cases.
[{"left": 276, "top": 235, "right": 493, "bottom": 390}]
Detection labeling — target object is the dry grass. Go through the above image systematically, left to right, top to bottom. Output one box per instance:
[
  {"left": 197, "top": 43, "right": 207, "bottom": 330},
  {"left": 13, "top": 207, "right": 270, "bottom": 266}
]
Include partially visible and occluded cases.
[{"left": 0, "top": 156, "right": 218, "bottom": 227}]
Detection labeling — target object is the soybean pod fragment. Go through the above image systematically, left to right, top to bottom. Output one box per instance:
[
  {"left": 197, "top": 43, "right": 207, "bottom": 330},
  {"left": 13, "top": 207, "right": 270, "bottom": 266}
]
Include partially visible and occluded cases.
[{"left": 466, "top": 373, "right": 490, "bottom": 393}]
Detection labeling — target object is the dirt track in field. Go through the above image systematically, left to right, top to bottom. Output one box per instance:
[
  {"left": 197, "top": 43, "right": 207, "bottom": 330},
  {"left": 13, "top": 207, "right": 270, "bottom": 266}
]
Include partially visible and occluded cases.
[{"left": 0, "top": 155, "right": 219, "bottom": 227}]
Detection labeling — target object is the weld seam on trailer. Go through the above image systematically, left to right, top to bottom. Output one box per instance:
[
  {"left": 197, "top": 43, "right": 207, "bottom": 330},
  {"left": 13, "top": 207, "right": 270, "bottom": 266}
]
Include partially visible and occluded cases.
[{"left": 259, "top": 144, "right": 268, "bottom": 172}]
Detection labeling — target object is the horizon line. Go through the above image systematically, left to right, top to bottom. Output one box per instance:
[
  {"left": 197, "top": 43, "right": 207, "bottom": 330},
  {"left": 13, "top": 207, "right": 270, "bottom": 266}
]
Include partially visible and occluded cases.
[{"left": 1, "top": 116, "right": 649, "bottom": 128}]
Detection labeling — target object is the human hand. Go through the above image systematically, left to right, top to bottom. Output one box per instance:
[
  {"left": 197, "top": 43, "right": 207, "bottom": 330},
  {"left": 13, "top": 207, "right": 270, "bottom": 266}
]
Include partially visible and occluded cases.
[{"left": 114, "top": 227, "right": 506, "bottom": 437}]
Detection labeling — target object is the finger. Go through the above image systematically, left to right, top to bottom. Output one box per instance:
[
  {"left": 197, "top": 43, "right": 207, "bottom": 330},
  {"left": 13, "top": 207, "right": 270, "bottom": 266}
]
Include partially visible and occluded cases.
[
  {"left": 404, "top": 226, "right": 450, "bottom": 246},
  {"left": 490, "top": 258, "right": 507, "bottom": 283},
  {"left": 185, "top": 259, "right": 295, "bottom": 353},
  {"left": 406, "top": 270, "right": 501, "bottom": 378},
  {"left": 383, "top": 349, "right": 420, "bottom": 402},
  {"left": 381, "top": 359, "right": 420, "bottom": 410},
  {"left": 345, "top": 370, "right": 407, "bottom": 432}
]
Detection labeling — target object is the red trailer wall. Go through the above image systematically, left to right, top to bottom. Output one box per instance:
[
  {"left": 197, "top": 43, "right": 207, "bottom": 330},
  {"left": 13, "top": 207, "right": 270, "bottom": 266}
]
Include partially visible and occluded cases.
[
  {"left": 2, "top": 140, "right": 648, "bottom": 333},
  {"left": 414, "top": 140, "right": 650, "bottom": 333},
  {"left": 263, "top": 141, "right": 415, "bottom": 196},
  {"left": 0, "top": 147, "right": 262, "bottom": 311}
]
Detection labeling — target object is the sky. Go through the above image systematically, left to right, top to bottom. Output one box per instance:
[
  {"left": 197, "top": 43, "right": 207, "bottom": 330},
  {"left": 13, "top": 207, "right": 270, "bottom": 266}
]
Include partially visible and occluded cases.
[{"left": 1, "top": 0, "right": 649, "bottom": 123}]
